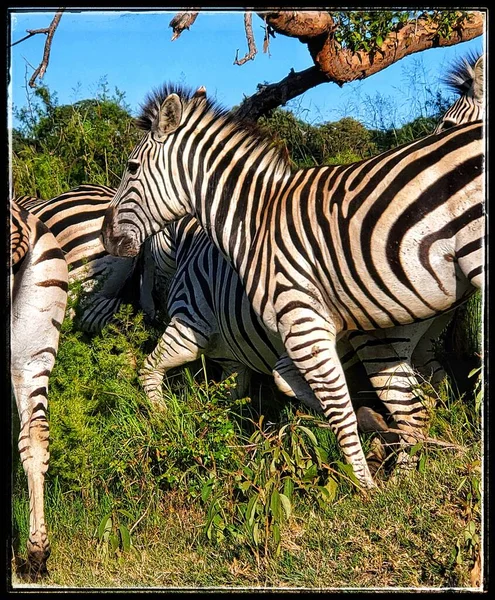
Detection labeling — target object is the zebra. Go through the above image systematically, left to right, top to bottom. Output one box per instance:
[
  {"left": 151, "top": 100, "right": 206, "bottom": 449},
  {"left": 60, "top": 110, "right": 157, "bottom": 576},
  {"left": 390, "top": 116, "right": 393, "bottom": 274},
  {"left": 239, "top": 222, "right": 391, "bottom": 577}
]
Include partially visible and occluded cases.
[
  {"left": 140, "top": 51, "right": 485, "bottom": 409},
  {"left": 434, "top": 52, "right": 483, "bottom": 133},
  {"left": 140, "top": 57, "right": 491, "bottom": 410},
  {"left": 101, "top": 84, "right": 484, "bottom": 489},
  {"left": 16, "top": 184, "right": 142, "bottom": 333},
  {"left": 13, "top": 185, "right": 410, "bottom": 427},
  {"left": 10, "top": 200, "right": 69, "bottom": 575},
  {"left": 141, "top": 216, "right": 451, "bottom": 417}
]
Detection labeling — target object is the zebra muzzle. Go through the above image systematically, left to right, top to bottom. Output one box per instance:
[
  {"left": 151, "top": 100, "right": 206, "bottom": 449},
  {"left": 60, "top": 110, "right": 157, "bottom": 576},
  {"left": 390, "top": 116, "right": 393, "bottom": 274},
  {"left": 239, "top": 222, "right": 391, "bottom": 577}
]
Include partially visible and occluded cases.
[{"left": 101, "top": 206, "right": 140, "bottom": 258}]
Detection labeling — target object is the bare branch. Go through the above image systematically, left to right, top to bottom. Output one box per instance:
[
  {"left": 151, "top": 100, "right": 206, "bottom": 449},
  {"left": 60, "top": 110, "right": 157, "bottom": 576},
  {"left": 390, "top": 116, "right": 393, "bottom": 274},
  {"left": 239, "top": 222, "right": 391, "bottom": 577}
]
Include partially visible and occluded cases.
[
  {"left": 27, "top": 10, "right": 64, "bottom": 88},
  {"left": 169, "top": 10, "right": 199, "bottom": 41},
  {"left": 234, "top": 12, "right": 257, "bottom": 66},
  {"left": 262, "top": 19, "right": 273, "bottom": 55},
  {"left": 11, "top": 27, "right": 50, "bottom": 47},
  {"left": 235, "top": 66, "right": 328, "bottom": 120}
]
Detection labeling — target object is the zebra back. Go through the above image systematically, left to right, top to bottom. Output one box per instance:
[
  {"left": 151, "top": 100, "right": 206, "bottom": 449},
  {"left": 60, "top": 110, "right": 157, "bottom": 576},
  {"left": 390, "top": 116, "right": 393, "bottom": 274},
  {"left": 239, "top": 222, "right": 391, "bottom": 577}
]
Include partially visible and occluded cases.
[{"left": 16, "top": 184, "right": 141, "bottom": 332}]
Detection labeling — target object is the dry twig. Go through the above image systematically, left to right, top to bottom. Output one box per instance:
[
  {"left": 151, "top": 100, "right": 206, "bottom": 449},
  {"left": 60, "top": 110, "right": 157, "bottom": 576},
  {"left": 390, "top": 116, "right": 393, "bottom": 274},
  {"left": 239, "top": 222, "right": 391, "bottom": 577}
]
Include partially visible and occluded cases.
[
  {"left": 13, "top": 10, "right": 65, "bottom": 88},
  {"left": 169, "top": 10, "right": 199, "bottom": 41},
  {"left": 234, "top": 12, "right": 257, "bottom": 66}
]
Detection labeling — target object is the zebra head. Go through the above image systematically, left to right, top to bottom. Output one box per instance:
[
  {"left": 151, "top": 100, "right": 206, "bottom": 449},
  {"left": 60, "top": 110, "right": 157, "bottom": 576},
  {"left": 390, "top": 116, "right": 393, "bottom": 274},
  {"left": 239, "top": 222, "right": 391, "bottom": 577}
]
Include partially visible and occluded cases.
[
  {"left": 435, "top": 52, "right": 484, "bottom": 133},
  {"left": 102, "top": 85, "right": 208, "bottom": 257}
]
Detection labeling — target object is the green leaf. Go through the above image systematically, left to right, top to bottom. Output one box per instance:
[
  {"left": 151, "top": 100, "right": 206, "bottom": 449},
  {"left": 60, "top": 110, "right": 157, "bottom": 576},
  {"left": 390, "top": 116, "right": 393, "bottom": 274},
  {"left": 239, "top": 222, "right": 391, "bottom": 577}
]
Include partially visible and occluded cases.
[
  {"left": 469, "top": 366, "right": 481, "bottom": 378},
  {"left": 296, "top": 425, "right": 318, "bottom": 446},
  {"left": 410, "top": 442, "right": 423, "bottom": 457},
  {"left": 418, "top": 452, "right": 427, "bottom": 473},
  {"left": 336, "top": 461, "right": 360, "bottom": 486},
  {"left": 302, "top": 462, "right": 318, "bottom": 482},
  {"left": 321, "top": 477, "right": 338, "bottom": 503},
  {"left": 283, "top": 478, "right": 294, "bottom": 500},
  {"left": 201, "top": 479, "right": 214, "bottom": 502},
  {"left": 239, "top": 480, "right": 251, "bottom": 493},
  {"left": 270, "top": 488, "right": 281, "bottom": 521},
  {"left": 279, "top": 493, "right": 292, "bottom": 520},
  {"left": 246, "top": 494, "right": 259, "bottom": 526},
  {"left": 117, "top": 508, "right": 135, "bottom": 520},
  {"left": 97, "top": 513, "right": 113, "bottom": 541},
  {"left": 252, "top": 521, "right": 260, "bottom": 545},
  {"left": 272, "top": 522, "right": 281, "bottom": 554},
  {"left": 119, "top": 524, "right": 131, "bottom": 552},
  {"left": 109, "top": 533, "right": 119, "bottom": 553}
]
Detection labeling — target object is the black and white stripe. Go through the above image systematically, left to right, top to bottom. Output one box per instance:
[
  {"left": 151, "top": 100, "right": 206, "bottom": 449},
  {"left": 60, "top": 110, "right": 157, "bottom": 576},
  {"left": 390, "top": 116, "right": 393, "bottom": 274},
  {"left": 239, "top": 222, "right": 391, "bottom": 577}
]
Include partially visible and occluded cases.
[
  {"left": 102, "top": 80, "right": 484, "bottom": 488},
  {"left": 16, "top": 185, "right": 139, "bottom": 332},
  {"left": 10, "top": 200, "right": 69, "bottom": 574}
]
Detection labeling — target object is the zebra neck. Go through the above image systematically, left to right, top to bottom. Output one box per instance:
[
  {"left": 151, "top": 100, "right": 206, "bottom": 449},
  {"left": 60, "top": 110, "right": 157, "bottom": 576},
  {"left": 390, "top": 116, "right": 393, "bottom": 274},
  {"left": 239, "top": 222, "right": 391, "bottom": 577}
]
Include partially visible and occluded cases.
[{"left": 192, "top": 144, "right": 291, "bottom": 278}]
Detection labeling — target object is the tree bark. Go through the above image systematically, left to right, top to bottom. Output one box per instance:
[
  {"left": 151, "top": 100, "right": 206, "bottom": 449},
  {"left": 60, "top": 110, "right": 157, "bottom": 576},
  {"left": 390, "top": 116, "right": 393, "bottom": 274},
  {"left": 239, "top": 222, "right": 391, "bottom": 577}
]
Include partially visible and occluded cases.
[{"left": 256, "top": 10, "right": 335, "bottom": 40}]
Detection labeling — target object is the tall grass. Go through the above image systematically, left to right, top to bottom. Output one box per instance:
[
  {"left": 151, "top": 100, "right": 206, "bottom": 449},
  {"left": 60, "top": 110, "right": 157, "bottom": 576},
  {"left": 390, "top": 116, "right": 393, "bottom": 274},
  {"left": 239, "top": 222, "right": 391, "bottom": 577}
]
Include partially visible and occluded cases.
[{"left": 11, "top": 301, "right": 483, "bottom": 590}]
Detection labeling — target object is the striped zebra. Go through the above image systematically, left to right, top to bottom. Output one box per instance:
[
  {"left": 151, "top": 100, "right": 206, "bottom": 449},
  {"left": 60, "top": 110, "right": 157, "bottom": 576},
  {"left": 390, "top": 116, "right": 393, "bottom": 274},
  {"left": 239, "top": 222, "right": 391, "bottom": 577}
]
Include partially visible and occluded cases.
[
  {"left": 139, "top": 52, "right": 485, "bottom": 410},
  {"left": 102, "top": 84, "right": 484, "bottom": 488},
  {"left": 14, "top": 182, "right": 433, "bottom": 425},
  {"left": 13, "top": 185, "right": 399, "bottom": 423},
  {"left": 16, "top": 185, "right": 142, "bottom": 332},
  {"left": 10, "top": 200, "right": 69, "bottom": 575},
  {"left": 141, "top": 216, "right": 450, "bottom": 418}
]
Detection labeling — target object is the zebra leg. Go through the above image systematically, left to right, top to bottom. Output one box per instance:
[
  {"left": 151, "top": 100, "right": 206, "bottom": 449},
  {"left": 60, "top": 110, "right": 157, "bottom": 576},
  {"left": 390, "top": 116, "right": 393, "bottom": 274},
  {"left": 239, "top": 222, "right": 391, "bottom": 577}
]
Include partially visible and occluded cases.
[
  {"left": 11, "top": 232, "right": 68, "bottom": 575},
  {"left": 138, "top": 238, "right": 158, "bottom": 322},
  {"left": 278, "top": 313, "right": 376, "bottom": 489},
  {"left": 412, "top": 313, "right": 453, "bottom": 391},
  {"left": 139, "top": 317, "right": 208, "bottom": 406},
  {"left": 348, "top": 329, "right": 431, "bottom": 472},
  {"left": 273, "top": 349, "right": 395, "bottom": 477},
  {"left": 272, "top": 354, "right": 323, "bottom": 414},
  {"left": 220, "top": 361, "right": 253, "bottom": 400}
]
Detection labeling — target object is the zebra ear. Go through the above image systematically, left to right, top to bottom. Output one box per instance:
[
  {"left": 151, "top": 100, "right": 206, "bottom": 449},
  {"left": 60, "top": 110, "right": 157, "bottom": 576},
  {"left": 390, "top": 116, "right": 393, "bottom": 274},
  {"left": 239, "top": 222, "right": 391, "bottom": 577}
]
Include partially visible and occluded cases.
[
  {"left": 473, "top": 56, "right": 484, "bottom": 103},
  {"left": 193, "top": 86, "right": 207, "bottom": 99},
  {"left": 155, "top": 93, "right": 182, "bottom": 139}
]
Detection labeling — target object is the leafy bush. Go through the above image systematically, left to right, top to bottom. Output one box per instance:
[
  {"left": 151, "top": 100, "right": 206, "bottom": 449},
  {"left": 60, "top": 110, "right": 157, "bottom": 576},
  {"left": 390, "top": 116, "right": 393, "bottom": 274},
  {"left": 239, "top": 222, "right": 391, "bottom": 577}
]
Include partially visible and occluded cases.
[
  {"left": 12, "top": 79, "right": 141, "bottom": 198},
  {"left": 259, "top": 109, "right": 378, "bottom": 168}
]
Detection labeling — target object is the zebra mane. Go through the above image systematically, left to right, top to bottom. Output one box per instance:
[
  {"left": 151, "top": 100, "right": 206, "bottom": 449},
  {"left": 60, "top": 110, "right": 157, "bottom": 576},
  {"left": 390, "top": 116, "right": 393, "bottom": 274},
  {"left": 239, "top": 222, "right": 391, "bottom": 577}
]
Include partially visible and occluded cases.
[
  {"left": 442, "top": 51, "right": 483, "bottom": 95},
  {"left": 135, "top": 82, "right": 290, "bottom": 166},
  {"left": 135, "top": 82, "right": 214, "bottom": 131}
]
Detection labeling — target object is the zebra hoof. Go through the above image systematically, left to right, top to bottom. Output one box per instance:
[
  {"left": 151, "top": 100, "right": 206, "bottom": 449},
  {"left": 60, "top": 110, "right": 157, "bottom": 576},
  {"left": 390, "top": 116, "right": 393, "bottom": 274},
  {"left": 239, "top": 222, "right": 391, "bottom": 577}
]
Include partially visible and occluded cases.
[
  {"left": 357, "top": 406, "right": 389, "bottom": 433},
  {"left": 20, "top": 546, "right": 50, "bottom": 581}
]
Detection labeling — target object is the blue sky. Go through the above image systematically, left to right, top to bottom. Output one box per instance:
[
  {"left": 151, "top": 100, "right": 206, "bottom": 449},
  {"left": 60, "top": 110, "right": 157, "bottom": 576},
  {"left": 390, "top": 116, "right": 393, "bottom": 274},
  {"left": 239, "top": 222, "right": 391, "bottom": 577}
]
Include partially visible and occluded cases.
[{"left": 8, "top": 9, "right": 485, "bottom": 130}]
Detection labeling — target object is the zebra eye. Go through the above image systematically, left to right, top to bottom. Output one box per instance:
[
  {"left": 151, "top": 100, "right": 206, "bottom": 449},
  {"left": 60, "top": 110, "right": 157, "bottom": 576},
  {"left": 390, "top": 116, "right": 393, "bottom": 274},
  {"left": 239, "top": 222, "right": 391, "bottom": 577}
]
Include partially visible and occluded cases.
[{"left": 127, "top": 160, "right": 140, "bottom": 175}]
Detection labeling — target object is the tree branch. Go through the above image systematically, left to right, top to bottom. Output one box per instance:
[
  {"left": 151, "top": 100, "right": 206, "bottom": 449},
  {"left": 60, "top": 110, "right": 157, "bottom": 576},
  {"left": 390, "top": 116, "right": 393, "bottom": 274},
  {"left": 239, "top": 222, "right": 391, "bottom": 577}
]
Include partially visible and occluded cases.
[
  {"left": 25, "top": 10, "right": 64, "bottom": 88},
  {"left": 169, "top": 10, "right": 199, "bottom": 41},
  {"left": 235, "top": 10, "right": 484, "bottom": 119},
  {"left": 256, "top": 10, "right": 336, "bottom": 40},
  {"left": 258, "top": 10, "right": 484, "bottom": 85},
  {"left": 234, "top": 12, "right": 257, "bottom": 66},
  {"left": 235, "top": 66, "right": 328, "bottom": 120}
]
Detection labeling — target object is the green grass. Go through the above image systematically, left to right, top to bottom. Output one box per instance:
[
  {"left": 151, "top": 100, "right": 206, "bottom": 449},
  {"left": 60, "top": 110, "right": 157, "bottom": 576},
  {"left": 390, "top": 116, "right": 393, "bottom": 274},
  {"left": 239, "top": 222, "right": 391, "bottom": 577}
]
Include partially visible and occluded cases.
[{"left": 10, "top": 305, "right": 483, "bottom": 590}]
